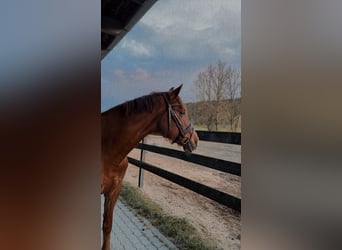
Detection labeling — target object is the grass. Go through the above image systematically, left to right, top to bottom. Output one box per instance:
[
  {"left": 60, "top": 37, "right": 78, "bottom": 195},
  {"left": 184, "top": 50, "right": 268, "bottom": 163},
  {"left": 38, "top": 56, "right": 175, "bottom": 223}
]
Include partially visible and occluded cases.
[{"left": 119, "top": 181, "right": 217, "bottom": 250}]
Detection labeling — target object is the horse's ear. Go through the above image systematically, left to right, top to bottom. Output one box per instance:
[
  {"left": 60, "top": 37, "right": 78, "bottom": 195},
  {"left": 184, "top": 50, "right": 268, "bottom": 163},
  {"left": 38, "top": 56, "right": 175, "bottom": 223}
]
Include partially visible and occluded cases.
[{"left": 169, "top": 84, "right": 183, "bottom": 99}]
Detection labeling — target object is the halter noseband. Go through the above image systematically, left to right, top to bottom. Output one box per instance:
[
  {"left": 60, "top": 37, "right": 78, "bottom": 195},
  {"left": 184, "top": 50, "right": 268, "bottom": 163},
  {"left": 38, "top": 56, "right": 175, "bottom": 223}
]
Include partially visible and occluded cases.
[{"left": 162, "top": 93, "right": 194, "bottom": 145}]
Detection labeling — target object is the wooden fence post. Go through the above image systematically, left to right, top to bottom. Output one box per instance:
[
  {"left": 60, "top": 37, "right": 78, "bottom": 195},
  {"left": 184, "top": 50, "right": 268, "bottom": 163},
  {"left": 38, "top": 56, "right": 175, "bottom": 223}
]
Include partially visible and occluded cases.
[{"left": 138, "top": 137, "right": 146, "bottom": 188}]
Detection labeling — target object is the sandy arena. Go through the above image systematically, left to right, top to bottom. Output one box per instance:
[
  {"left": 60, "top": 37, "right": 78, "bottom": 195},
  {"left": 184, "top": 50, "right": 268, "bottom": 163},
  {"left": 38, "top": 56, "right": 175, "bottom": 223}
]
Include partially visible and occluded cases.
[{"left": 123, "top": 135, "right": 241, "bottom": 249}]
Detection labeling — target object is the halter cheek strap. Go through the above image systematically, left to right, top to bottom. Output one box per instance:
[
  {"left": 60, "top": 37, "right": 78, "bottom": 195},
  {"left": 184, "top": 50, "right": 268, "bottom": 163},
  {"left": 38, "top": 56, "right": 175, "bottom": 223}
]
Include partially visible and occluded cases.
[
  {"left": 162, "top": 93, "right": 194, "bottom": 145},
  {"left": 172, "top": 123, "right": 193, "bottom": 144}
]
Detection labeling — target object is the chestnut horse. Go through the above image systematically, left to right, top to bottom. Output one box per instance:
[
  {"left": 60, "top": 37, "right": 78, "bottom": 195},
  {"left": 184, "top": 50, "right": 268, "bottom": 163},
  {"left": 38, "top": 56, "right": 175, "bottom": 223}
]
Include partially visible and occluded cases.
[{"left": 101, "top": 84, "right": 199, "bottom": 250}]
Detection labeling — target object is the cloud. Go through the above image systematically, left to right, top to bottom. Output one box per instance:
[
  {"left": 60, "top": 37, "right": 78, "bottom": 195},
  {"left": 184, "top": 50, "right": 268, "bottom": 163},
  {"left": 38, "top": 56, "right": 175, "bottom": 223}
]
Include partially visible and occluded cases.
[
  {"left": 101, "top": 0, "right": 241, "bottom": 110},
  {"left": 109, "top": 0, "right": 240, "bottom": 67},
  {"left": 137, "top": 0, "right": 241, "bottom": 64},
  {"left": 141, "top": 0, "right": 239, "bottom": 32},
  {"left": 120, "top": 39, "right": 153, "bottom": 57},
  {"left": 112, "top": 67, "right": 150, "bottom": 82},
  {"left": 134, "top": 68, "right": 150, "bottom": 81},
  {"left": 113, "top": 69, "right": 125, "bottom": 79}
]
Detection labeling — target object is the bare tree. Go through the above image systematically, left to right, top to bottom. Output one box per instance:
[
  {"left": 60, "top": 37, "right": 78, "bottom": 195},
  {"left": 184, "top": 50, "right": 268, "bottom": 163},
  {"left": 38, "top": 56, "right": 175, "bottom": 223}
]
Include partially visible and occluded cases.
[
  {"left": 193, "top": 61, "right": 241, "bottom": 131},
  {"left": 195, "top": 61, "right": 228, "bottom": 131},
  {"left": 213, "top": 61, "right": 230, "bottom": 130},
  {"left": 194, "top": 64, "right": 217, "bottom": 130},
  {"left": 224, "top": 66, "right": 241, "bottom": 132}
]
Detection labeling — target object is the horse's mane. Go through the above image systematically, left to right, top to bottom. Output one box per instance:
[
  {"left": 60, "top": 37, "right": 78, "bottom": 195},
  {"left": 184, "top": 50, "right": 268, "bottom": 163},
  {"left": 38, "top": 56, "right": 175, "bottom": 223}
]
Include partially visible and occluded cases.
[{"left": 118, "top": 92, "right": 162, "bottom": 117}]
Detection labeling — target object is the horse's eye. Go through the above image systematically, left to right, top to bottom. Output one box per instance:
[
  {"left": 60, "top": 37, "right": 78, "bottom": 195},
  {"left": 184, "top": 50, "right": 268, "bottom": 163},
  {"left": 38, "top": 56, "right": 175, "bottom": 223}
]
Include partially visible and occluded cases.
[{"left": 180, "top": 110, "right": 186, "bottom": 115}]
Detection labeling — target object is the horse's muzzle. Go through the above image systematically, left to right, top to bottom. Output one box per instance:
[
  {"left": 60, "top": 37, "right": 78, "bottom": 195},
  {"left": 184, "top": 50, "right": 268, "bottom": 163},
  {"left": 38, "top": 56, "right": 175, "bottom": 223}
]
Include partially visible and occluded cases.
[
  {"left": 183, "top": 131, "right": 198, "bottom": 154},
  {"left": 184, "top": 139, "right": 197, "bottom": 153}
]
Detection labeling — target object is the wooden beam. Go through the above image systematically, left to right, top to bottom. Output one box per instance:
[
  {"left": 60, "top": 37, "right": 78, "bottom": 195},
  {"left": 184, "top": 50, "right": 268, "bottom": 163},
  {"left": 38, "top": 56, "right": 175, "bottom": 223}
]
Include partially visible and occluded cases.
[
  {"left": 101, "top": 16, "right": 123, "bottom": 36},
  {"left": 196, "top": 130, "right": 241, "bottom": 144},
  {"left": 136, "top": 143, "right": 241, "bottom": 176},
  {"left": 128, "top": 157, "right": 241, "bottom": 212}
]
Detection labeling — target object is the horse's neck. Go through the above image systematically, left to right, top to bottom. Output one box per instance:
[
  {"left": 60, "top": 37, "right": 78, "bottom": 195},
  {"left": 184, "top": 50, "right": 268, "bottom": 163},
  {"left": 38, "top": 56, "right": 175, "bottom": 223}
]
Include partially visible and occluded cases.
[
  {"left": 103, "top": 108, "right": 161, "bottom": 160},
  {"left": 126, "top": 112, "right": 158, "bottom": 143}
]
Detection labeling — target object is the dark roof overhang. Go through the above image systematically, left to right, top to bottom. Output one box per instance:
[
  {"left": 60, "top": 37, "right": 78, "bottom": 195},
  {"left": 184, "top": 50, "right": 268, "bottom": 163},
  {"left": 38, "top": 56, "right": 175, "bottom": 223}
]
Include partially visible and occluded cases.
[{"left": 101, "top": 0, "right": 157, "bottom": 60}]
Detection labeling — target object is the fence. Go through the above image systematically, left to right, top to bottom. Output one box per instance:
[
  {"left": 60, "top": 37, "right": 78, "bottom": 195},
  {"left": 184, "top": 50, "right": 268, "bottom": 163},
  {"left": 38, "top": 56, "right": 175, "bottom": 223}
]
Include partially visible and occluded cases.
[{"left": 127, "top": 131, "right": 241, "bottom": 212}]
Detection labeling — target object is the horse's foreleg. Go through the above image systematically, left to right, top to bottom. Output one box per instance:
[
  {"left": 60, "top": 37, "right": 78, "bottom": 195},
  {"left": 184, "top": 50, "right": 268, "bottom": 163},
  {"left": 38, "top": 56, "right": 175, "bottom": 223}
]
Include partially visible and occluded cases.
[
  {"left": 101, "top": 158, "right": 128, "bottom": 250},
  {"left": 102, "top": 183, "right": 122, "bottom": 250}
]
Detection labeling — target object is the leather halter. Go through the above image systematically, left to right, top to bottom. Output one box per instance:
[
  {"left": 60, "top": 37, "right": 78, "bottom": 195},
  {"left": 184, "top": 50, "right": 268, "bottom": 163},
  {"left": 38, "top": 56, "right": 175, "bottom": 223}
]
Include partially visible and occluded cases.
[{"left": 162, "top": 93, "right": 194, "bottom": 145}]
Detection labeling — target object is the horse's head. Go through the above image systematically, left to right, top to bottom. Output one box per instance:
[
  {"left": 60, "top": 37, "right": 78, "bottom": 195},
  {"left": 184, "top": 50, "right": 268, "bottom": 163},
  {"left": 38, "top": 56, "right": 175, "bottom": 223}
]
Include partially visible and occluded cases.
[{"left": 158, "top": 84, "right": 199, "bottom": 153}]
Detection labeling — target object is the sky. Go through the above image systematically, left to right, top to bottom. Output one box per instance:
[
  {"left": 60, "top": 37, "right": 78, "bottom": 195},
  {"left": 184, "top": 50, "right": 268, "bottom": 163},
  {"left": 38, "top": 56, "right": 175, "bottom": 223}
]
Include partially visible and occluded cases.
[{"left": 101, "top": 0, "right": 241, "bottom": 112}]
